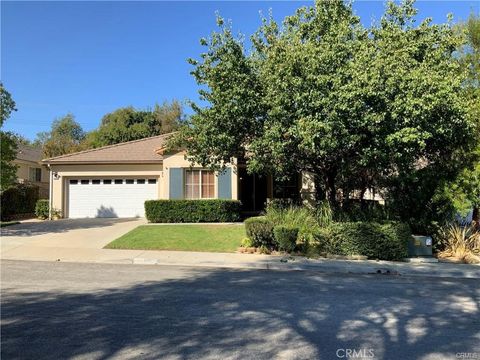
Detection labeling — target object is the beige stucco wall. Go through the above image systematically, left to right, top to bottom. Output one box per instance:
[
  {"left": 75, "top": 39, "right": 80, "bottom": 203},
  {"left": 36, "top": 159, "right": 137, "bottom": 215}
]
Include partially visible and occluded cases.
[
  {"left": 162, "top": 153, "right": 238, "bottom": 200},
  {"left": 49, "top": 157, "right": 238, "bottom": 217},
  {"left": 14, "top": 159, "right": 49, "bottom": 183},
  {"left": 49, "top": 163, "right": 163, "bottom": 215},
  {"left": 300, "top": 171, "right": 316, "bottom": 208}
]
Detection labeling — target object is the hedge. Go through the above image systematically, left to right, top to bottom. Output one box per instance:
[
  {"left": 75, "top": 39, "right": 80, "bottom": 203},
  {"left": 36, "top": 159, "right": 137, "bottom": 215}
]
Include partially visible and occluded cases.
[
  {"left": 0, "top": 184, "right": 39, "bottom": 220},
  {"left": 35, "top": 199, "right": 50, "bottom": 219},
  {"left": 144, "top": 199, "right": 241, "bottom": 223},
  {"left": 244, "top": 216, "right": 275, "bottom": 248},
  {"left": 314, "top": 221, "right": 410, "bottom": 261},
  {"left": 273, "top": 225, "right": 299, "bottom": 252}
]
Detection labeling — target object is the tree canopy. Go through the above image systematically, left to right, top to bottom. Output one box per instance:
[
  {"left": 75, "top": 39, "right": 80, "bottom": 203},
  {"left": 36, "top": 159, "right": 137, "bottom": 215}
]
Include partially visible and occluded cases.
[
  {"left": 175, "top": 0, "right": 477, "bottom": 229},
  {"left": 446, "top": 12, "right": 480, "bottom": 224},
  {"left": 0, "top": 83, "right": 18, "bottom": 190},
  {"left": 84, "top": 101, "right": 183, "bottom": 148},
  {"left": 37, "top": 114, "right": 86, "bottom": 158}
]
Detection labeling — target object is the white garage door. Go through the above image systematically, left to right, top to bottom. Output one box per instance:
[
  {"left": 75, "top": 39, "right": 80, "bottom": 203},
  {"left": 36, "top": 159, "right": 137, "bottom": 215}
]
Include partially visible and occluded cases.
[{"left": 68, "top": 178, "right": 158, "bottom": 218}]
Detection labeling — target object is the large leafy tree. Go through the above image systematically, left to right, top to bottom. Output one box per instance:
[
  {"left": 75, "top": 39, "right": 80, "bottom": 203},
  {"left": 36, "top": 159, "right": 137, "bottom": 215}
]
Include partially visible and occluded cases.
[
  {"left": 178, "top": 0, "right": 476, "bottom": 220},
  {"left": 445, "top": 13, "right": 480, "bottom": 224},
  {"left": 0, "top": 83, "right": 18, "bottom": 190},
  {"left": 85, "top": 101, "right": 183, "bottom": 148},
  {"left": 37, "top": 114, "right": 86, "bottom": 158}
]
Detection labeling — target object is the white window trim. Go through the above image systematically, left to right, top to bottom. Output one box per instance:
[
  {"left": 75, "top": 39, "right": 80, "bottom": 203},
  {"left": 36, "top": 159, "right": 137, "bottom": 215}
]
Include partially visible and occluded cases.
[{"left": 185, "top": 169, "right": 215, "bottom": 199}]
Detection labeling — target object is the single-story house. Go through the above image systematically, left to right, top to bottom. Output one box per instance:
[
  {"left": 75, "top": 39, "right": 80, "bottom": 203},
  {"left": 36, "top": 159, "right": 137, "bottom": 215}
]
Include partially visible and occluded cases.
[
  {"left": 42, "top": 134, "right": 317, "bottom": 218},
  {"left": 15, "top": 144, "right": 50, "bottom": 198}
]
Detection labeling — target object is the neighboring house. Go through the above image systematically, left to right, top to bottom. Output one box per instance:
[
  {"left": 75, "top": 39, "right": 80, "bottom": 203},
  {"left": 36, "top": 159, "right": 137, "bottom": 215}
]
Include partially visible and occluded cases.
[
  {"left": 42, "top": 134, "right": 316, "bottom": 218},
  {"left": 15, "top": 144, "right": 49, "bottom": 198}
]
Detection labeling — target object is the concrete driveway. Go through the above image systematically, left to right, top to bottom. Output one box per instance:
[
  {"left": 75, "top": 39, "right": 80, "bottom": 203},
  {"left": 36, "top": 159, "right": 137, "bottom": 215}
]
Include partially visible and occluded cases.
[{"left": 0, "top": 218, "right": 145, "bottom": 262}]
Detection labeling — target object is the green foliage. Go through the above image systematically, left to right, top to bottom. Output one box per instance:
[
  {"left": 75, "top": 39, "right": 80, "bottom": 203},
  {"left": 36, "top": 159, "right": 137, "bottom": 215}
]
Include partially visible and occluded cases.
[
  {"left": 180, "top": 0, "right": 476, "bottom": 226},
  {"left": 445, "top": 13, "right": 480, "bottom": 224},
  {"left": 169, "top": 15, "right": 264, "bottom": 170},
  {"left": 0, "top": 82, "right": 16, "bottom": 127},
  {"left": 0, "top": 84, "right": 18, "bottom": 190},
  {"left": 86, "top": 101, "right": 182, "bottom": 148},
  {"left": 37, "top": 114, "right": 86, "bottom": 158},
  {"left": 0, "top": 132, "right": 18, "bottom": 191},
  {"left": 0, "top": 184, "right": 39, "bottom": 220},
  {"left": 35, "top": 199, "right": 50, "bottom": 219},
  {"left": 144, "top": 199, "right": 241, "bottom": 223},
  {"left": 334, "top": 200, "right": 391, "bottom": 223},
  {"left": 264, "top": 204, "right": 327, "bottom": 247},
  {"left": 244, "top": 216, "right": 275, "bottom": 248},
  {"left": 314, "top": 221, "right": 410, "bottom": 261},
  {"left": 437, "top": 223, "right": 480, "bottom": 263},
  {"left": 273, "top": 225, "right": 299, "bottom": 252},
  {"left": 241, "top": 237, "right": 254, "bottom": 248}
]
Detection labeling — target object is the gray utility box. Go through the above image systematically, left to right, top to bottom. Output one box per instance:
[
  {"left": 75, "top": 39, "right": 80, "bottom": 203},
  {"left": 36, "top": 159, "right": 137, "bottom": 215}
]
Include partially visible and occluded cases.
[{"left": 408, "top": 235, "right": 433, "bottom": 257}]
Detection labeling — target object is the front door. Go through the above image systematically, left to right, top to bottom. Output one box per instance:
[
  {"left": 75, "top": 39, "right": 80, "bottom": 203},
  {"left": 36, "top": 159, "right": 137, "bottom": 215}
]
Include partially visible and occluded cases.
[{"left": 238, "top": 168, "right": 268, "bottom": 213}]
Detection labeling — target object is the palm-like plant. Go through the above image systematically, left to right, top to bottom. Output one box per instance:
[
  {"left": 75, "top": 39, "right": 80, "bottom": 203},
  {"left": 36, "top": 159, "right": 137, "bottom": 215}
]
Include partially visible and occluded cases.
[{"left": 438, "top": 223, "right": 480, "bottom": 263}]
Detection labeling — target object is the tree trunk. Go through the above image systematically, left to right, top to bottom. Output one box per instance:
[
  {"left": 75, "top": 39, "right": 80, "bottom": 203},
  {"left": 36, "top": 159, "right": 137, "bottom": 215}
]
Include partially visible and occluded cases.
[
  {"left": 325, "top": 170, "right": 338, "bottom": 209},
  {"left": 313, "top": 174, "right": 325, "bottom": 204},
  {"left": 359, "top": 187, "right": 367, "bottom": 210},
  {"left": 473, "top": 206, "right": 479, "bottom": 229}
]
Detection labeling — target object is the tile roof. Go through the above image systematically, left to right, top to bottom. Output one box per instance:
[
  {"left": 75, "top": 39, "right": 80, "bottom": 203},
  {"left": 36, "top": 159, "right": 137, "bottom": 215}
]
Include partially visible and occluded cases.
[
  {"left": 42, "top": 133, "right": 173, "bottom": 164},
  {"left": 16, "top": 144, "right": 43, "bottom": 163}
]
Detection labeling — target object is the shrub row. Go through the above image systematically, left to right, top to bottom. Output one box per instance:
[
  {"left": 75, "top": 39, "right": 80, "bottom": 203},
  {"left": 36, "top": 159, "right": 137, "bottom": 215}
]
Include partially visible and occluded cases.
[
  {"left": 0, "top": 184, "right": 39, "bottom": 220},
  {"left": 145, "top": 199, "right": 241, "bottom": 223},
  {"left": 245, "top": 216, "right": 410, "bottom": 259},
  {"left": 244, "top": 217, "right": 300, "bottom": 252},
  {"left": 314, "top": 221, "right": 410, "bottom": 261}
]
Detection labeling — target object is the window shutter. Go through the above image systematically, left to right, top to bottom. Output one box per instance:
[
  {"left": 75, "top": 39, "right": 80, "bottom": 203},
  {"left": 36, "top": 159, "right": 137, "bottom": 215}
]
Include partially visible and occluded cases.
[
  {"left": 169, "top": 168, "right": 184, "bottom": 199},
  {"left": 217, "top": 168, "right": 232, "bottom": 199}
]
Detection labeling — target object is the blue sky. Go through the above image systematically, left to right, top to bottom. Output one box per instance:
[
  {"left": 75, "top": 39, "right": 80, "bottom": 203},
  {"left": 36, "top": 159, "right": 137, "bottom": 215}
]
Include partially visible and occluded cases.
[{"left": 2, "top": 1, "right": 478, "bottom": 141}]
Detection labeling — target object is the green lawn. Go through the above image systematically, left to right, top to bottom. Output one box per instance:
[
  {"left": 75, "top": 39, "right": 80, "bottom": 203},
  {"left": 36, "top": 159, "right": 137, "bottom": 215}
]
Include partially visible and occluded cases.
[
  {"left": 0, "top": 221, "right": 20, "bottom": 228},
  {"left": 105, "top": 224, "right": 246, "bottom": 253}
]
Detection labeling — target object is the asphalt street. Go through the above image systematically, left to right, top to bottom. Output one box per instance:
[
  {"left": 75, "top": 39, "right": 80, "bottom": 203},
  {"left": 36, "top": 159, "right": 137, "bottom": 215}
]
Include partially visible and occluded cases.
[{"left": 1, "top": 260, "right": 479, "bottom": 360}]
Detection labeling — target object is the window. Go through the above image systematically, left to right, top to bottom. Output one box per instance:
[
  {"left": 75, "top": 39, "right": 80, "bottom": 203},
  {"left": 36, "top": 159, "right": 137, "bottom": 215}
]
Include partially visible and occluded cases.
[
  {"left": 29, "top": 167, "right": 42, "bottom": 182},
  {"left": 185, "top": 170, "right": 214, "bottom": 199},
  {"left": 273, "top": 174, "right": 300, "bottom": 200},
  {"left": 69, "top": 179, "right": 78, "bottom": 185},
  {"left": 92, "top": 179, "right": 101, "bottom": 185},
  {"left": 103, "top": 179, "right": 112, "bottom": 184},
  {"left": 114, "top": 179, "right": 123, "bottom": 184},
  {"left": 125, "top": 179, "right": 134, "bottom": 184},
  {"left": 136, "top": 179, "right": 145, "bottom": 184},
  {"left": 148, "top": 179, "right": 157, "bottom": 184},
  {"left": 81, "top": 180, "right": 89, "bottom": 185}
]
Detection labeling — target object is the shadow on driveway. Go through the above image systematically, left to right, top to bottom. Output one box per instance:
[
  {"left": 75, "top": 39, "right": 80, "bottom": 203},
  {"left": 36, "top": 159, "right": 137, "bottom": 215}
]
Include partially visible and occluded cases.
[
  {"left": 0, "top": 218, "right": 140, "bottom": 237},
  {"left": 1, "top": 261, "right": 479, "bottom": 359}
]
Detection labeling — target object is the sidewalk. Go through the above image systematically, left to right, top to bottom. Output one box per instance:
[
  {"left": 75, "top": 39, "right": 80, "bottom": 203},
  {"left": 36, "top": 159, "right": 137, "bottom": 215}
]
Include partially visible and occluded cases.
[{"left": 2, "top": 244, "right": 479, "bottom": 279}]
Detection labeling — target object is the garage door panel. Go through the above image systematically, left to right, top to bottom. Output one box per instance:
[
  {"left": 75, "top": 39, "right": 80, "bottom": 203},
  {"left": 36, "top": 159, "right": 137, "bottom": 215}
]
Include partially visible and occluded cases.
[{"left": 68, "top": 179, "right": 157, "bottom": 218}]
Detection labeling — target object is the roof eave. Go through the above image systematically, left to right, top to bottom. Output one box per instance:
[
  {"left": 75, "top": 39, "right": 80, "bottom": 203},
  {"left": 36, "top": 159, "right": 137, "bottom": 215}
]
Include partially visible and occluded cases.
[{"left": 42, "top": 160, "right": 164, "bottom": 165}]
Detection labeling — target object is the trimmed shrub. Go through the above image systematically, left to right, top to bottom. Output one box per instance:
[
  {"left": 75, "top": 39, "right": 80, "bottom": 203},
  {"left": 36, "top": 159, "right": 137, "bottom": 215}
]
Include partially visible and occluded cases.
[
  {"left": 0, "top": 184, "right": 39, "bottom": 220},
  {"left": 35, "top": 199, "right": 49, "bottom": 219},
  {"left": 144, "top": 199, "right": 241, "bottom": 223},
  {"left": 244, "top": 216, "right": 275, "bottom": 248},
  {"left": 314, "top": 221, "right": 410, "bottom": 261},
  {"left": 274, "top": 225, "right": 299, "bottom": 252}
]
